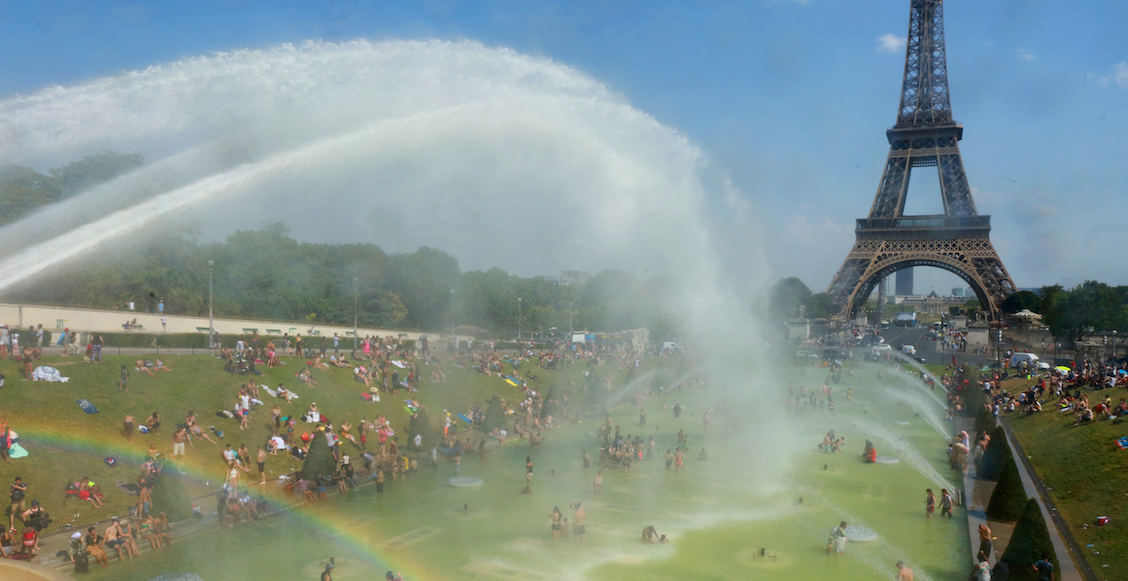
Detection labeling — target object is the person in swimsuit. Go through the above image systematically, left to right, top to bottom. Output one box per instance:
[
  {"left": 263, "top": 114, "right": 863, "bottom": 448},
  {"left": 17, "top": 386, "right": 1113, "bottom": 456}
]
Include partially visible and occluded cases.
[
  {"left": 925, "top": 489, "right": 936, "bottom": 518},
  {"left": 549, "top": 506, "right": 563, "bottom": 539}
]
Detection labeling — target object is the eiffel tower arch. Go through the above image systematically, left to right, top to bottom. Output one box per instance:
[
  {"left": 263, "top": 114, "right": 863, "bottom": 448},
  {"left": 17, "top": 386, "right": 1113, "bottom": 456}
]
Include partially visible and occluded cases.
[{"left": 827, "top": 0, "right": 1016, "bottom": 320}]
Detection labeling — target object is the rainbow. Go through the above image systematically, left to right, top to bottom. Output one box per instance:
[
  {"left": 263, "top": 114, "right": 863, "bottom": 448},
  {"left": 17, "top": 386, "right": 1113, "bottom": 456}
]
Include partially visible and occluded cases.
[{"left": 18, "top": 425, "right": 436, "bottom": 580}]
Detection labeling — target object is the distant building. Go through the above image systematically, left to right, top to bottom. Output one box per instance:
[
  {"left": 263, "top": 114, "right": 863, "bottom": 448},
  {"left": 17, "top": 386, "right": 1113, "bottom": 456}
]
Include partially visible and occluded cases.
[
  {"left": 895, "top": 268, "right": 914, "bottom": 296},
  {"left": 952, "top": 288, "right": 964, "bottom": 297}
]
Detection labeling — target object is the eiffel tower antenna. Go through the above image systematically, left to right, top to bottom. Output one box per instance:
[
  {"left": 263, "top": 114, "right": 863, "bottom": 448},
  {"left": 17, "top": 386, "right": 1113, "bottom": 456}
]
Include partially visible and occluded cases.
[{"left": 827, "top": 0, "right": 1015, "bottom": 320}]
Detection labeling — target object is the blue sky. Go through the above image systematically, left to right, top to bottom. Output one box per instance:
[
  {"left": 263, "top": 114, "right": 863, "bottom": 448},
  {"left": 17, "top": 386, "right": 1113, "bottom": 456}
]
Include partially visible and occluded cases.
[{"left": 1, "top": 0, "right": 1126, "bottom": 293}]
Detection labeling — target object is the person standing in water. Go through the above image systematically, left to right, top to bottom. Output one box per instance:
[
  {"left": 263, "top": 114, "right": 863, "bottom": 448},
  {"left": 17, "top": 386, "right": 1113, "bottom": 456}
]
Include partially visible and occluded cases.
[
  {"left": 673, "top": 401, "right": 681, "bottom": 418},
  {"left": 522, "top": 456, "right": 533, "bottom": 493},
  {"left": 593, "top": 470, "right": 602, "bottom": 494},
  {"left": 925, "top": 489, "right": 936, "bottom": 519},
  {"left": 939, "top": 489, "right": 953, "bottom": 518},
  {"left": 572, "top": 501, "right": 586, "bottom": 542},
  {"left": 549, "top": 506, "right": 563, "bottom": 539},
  {"left": 830, "top": 521, "right": 848, "bottom": 554},
  {"left": 896, "top": 560, "right": 914, "bottom": 581},
  {"left": 320, "top": 562, "right": 334, "bottom": 581}
]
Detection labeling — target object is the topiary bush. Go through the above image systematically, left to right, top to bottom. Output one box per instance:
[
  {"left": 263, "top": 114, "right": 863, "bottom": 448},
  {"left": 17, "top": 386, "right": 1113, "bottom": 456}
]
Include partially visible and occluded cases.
[
  {"left": 483, "top": 395, "right": 506, "bottom": 433},
  {"left": 973, "top": 406, "right": 995, "bottom": 440},
  {"left": 409, "top": 408, "right": 436, "bottom": 447},
  {"left": 978, "top": 425, "right": 1012, "bottom": 480},
  {"left": 299, "top": 433, "right": 336, "bottom": 480},
  {"left": 986, "top": 456, "right": 1028, "bottom": 522},
  {"left": 151, "top": 469, "right": 193, "bottom": 521},
  {"left": 1001, "top": 498, "right": 1059, "bottom": 581}
]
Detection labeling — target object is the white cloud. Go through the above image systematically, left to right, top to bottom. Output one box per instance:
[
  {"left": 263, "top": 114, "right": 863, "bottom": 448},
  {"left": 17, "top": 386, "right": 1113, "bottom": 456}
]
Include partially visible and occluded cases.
[
  {"left": 877, "top": 33, "right": 906, "bottom": 54},
  {"left": 1016, "top": 49, "right": 1036, "bottom": 61},
  {"left": 1100, "top": 61, "right": 1128, "bottom": 88}
]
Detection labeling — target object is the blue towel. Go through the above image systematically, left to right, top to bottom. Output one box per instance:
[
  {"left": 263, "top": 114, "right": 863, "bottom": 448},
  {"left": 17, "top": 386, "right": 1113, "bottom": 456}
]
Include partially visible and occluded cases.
[{"left": 77, "top": 399, "right": 99, "bottom": 414}]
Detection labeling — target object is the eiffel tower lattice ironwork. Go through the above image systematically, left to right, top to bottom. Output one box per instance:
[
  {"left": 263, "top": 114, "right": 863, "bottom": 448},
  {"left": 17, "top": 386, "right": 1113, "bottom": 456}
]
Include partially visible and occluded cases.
[{"left": 827, "top": 0, "right": 1016, "bottom": 320}]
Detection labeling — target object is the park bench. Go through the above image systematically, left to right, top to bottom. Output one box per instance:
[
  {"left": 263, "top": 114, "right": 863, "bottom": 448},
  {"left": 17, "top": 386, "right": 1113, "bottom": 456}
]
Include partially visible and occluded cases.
[
  {"left": 122, "top": 323, "right": 144, "bottom": 331},
  {"left": 242, "top": 328, "right": 258, "bottom": 334},
  {"left": 265, "top": 328, "right": 282, "bottom": 335}
]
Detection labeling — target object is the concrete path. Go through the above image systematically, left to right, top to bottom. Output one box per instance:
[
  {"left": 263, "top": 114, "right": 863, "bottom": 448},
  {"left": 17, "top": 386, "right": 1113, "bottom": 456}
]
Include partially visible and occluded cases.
[{"left": 0, "top": 302, "right": 461, "bottom": 342}]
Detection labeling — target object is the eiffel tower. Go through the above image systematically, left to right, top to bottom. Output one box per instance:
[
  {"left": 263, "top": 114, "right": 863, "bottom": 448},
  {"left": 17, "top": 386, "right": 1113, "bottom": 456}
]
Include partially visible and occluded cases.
[{"left": 827, "top": 0, "right": 1016, "bottom": 320}]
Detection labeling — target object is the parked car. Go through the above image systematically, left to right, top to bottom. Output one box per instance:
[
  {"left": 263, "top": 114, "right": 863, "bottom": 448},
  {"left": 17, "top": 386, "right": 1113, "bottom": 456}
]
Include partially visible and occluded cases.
[
  {"left": 873, "top": 344, "right": 893, "bottom": 352},
  {"left": 795, "top": 350, "right": 819, "bottom": 359},
  {"left": 913, "top": 355, "right": 927, "bottom": 364}
]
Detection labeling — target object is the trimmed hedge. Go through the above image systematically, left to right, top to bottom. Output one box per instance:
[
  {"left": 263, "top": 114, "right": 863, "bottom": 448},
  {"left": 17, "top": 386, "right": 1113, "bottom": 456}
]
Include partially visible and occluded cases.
[
  {"left": 978, "top": 425, "right": 1012, "bottom": 480},
  {"left": 300, "top": 433, "right": 337, "bottom": 481},
  {"left": 986, "top": 456, "right": 1028, "bottom": 522},
  {"left": 152, "top": 469, "right": 193, "bottom": 521},
  {"left": 1001, "top": 498, "right": 1060, "bottom": 581}
]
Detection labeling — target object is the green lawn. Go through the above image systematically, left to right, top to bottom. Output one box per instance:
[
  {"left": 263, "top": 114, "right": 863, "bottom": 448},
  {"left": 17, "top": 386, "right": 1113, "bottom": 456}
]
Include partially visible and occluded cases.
[
  {"left": 0, "top": 349, "right": 633, "bottom": 533},
  {"left": 997, "top": 377, "right": 1128, "bottom": 580}
]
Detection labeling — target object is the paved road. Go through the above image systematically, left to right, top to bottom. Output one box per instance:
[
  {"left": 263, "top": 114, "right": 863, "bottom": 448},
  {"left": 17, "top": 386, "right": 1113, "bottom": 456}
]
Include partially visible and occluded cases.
[{"left": 876, "top": 325, "right": 995, "bottom": 368}]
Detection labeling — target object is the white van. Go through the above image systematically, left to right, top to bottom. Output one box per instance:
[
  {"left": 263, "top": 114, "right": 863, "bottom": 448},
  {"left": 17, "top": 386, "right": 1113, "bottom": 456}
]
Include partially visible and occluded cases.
[
  {"left": 900, "top": 345, "right": 916, "bottom": 355},
  {"left": 1010, "top": 352, "right": 1042, "bottom": 368}
]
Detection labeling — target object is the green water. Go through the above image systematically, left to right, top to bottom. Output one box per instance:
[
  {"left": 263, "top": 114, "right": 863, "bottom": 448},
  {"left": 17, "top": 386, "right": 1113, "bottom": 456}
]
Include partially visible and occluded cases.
[{"left": 77, "top": 365, "right": 969, "bottom": 581}]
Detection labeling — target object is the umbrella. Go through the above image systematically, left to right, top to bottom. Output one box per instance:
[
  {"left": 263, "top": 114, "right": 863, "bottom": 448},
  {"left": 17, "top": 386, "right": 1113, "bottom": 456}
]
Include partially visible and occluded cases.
[{"left": 1055, "top": 366, "right": 1071, "bottom": 372}]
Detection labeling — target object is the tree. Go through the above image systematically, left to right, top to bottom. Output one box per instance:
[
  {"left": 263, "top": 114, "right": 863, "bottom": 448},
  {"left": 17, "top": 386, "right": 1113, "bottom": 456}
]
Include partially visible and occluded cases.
[
  {"left": 48, "top": 151, "right": 144, "bottom": 198},
  {"left": 0, "top": 165, "right": 60, "bottom": 226},
  {"left": 769, "top": 277, "right": 812, "bottom": 322},
  {"left": 1041, "top": 281, "right": 1120, "bottom": 341},
  {"left": 1000, "top": 290, "right": 1042, "bottom": 314},
  {"left": 805, "top": 292, "right": 833, "bottom": 319},
  {"left": 978, "top": 426, "right": 1012, "bottom": 480},
  {"left": 986, "top": 457, "right": 1028, "bottom": 522},
  {"left": 1000, "top": 498, "right": 1059, "bottom": 581}
]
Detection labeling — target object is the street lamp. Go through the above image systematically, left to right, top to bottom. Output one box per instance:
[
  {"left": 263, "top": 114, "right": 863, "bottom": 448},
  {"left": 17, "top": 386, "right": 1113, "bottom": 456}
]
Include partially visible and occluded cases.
[
  {"left": 207, "top": 260, "right": 215, "bottom": 350},
  {"left": 353, "top": 277, "right": 358, "bottom": 350},
  {"left": 450, "top": 289, "right": 456, "bottom": 337},
  {"left": 517, "top": 297, "right": 522, "bottom": 340},
  {"left": 569, "top": 302, "right": 573, "bottom": 339},
  {"left": 1113, "top": 330, "right": 1118, "bottom": 363}
]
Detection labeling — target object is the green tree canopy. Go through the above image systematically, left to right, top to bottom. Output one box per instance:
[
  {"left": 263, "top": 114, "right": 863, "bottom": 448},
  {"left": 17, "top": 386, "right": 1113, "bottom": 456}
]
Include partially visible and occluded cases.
[{"left": 1000, "top": 290, "right": 1042, "bottom": 314}]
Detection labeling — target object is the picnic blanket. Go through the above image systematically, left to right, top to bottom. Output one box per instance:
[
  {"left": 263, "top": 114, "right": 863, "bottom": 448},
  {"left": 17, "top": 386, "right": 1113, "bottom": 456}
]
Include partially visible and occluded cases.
[
  {"left": 391, "top": 360, "right": 407, "bottom": 368},
  {"left": 32, "top": 366, "right": 69, "bottom": 382},
  {"left": 263, "top": 386, "right": 299, "bottom": 400},
  {"left": 77, "top": 399, "right": 100, "bottom": 414},
  {"left": 457, "top": 413, "right": 473, "bottom": 425},
  {"left": 1115, "top": 436, "right": 1128, "bottom": 450},
  {"left": 8, "top": 443, "right": 27, "bottom": 458}
]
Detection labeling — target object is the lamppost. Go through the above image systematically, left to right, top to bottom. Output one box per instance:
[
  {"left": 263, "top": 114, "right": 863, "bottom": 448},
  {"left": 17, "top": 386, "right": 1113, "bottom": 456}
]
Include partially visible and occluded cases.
[
  {"left": 207, "top": 260, "right": 215, "bottom": 350},
  {"left": 353, "top": 277, "right": 358, "bottom": 351},
  {"left": 450, "top": 289, "right": 455, "bottom": 337},
  {"left": 517, "top": 297, "right": 522, "bottom": 340},
  {"left": 569, "top": 302, "right": 573, "bottom": 339},
  {"left": 1113, "top": 330, "right": 1118, "bottom": 363}
]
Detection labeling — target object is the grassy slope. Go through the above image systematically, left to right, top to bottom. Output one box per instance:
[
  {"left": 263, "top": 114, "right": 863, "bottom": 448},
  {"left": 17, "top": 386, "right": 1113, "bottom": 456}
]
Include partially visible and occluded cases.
[
  {"left": 0, "top": 349, "right": 632, "bottom": 533},
  {"left": 997, "top": 376, "right": 1127, "bottom": 579}
]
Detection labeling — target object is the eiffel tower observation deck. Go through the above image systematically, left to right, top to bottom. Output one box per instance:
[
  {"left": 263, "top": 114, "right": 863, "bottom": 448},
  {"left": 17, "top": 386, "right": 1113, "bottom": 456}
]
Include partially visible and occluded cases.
[{"left": 827, "top": 0, "right": 1016, "bottom": 320}]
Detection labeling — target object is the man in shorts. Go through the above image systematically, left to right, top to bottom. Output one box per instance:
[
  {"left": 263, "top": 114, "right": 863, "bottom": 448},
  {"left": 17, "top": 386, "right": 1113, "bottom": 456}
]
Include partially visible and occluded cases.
[
  {"left": 172, "top": 425, "right": 187, "bottom": 459},
  {"left": 572, "top": 502, "right": 586, "bottom": 542}
]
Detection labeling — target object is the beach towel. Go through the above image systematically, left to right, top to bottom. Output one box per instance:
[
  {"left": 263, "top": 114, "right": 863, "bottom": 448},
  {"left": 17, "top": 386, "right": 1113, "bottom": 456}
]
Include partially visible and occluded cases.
[
  {"left": 391, "top": 360, "right": 407, "bottom": 368},
  {"left": 32, "top": 366, "right": 69, "bottom": 382},
  {"left": 505, "top": 379, "right": 518, "bottom": 386},
  {"left": 77, "top": 399, "right": 100, "bottom": 414},
  {"left": 457, "top": 413, "right": 472, "bottom": 425},
  {"left": 1115, "top": 436, "right": 1128, "bottom": 450},
  {"left": 8, "top": 443, "right": 27, "bottom": 458}
]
